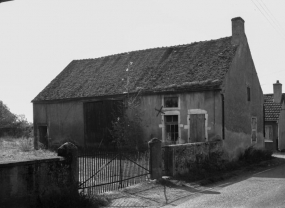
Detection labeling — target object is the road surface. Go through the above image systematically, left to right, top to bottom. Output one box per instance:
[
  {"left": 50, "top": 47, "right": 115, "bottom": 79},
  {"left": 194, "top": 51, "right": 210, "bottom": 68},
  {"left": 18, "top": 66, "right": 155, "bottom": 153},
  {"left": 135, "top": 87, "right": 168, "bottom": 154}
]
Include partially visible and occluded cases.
[{"left": 176, "top": 163, "right": 285, "bottom": 208}]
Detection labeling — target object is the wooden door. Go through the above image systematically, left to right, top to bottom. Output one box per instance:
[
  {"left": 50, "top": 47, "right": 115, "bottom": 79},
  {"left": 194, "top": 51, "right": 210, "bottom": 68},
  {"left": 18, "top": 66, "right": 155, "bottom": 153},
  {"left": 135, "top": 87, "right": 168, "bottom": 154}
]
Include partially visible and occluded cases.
[
  {"left": 84, "top": 100, "right": 123, "bottom": 149},
  {"left": 84, "top": 101, "right": 103, "bottom": 145},
  {"left": 189, "top": 114, "right": 205, "bottom": 143}
]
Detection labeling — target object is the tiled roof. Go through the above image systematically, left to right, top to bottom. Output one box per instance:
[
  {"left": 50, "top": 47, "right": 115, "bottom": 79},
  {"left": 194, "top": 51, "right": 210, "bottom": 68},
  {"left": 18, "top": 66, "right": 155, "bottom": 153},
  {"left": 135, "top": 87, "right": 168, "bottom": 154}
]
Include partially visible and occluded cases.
[
  {"left": 33, "top": 37, "right": 238, "bottom": 102},
  {"left": 264, "top": 94, "right": 285, "bottom": 121}
]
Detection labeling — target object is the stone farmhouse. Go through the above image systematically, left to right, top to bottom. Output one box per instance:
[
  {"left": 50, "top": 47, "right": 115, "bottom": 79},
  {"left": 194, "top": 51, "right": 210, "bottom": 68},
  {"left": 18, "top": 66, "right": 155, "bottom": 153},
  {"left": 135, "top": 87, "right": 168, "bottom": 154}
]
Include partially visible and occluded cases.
[
  {"left": 32, "top": 17, "right": 264, "bottom": 159},
  {"left": 264, "top": 80, "right": 285, "bottom": 151}
]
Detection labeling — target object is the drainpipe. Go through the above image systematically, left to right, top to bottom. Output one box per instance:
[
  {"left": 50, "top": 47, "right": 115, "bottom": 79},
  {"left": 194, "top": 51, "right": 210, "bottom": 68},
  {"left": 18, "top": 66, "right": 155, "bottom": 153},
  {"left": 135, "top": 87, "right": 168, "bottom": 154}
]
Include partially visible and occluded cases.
[
  {"left": 221, "top": 94, "right": 225, "bottom": 140},
  {"left": 263, "top": 104, "right": 265, "bottom": 137}
]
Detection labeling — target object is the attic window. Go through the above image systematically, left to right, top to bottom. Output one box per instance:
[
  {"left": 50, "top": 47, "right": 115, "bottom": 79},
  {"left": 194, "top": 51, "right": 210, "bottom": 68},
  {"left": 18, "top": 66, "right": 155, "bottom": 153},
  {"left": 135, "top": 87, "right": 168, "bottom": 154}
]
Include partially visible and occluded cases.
[
  {"left": 247, "top": 87, "right": 251, "bottom": 101},
  {"left": 164, "top": 97, "right": 178, "bottom": 108}
]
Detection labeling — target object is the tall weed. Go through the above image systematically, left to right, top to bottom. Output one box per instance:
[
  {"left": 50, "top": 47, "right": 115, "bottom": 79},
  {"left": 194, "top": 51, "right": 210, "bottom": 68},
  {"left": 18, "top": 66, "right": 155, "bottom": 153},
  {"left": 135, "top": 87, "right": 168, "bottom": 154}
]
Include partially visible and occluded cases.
[{"left": 18, "top": 137, "right": 33, "bottom": 152}]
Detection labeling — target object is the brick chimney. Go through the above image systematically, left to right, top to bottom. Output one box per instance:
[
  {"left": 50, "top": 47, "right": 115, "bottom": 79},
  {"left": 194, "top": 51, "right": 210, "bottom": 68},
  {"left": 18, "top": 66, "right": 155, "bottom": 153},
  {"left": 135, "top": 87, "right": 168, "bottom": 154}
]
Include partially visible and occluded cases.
[
  {"left": 231, "top": 17, "right": 245, "bottom": 45},
  {"left": 273, "top": 80, "right": 282, "bottom": 103}
]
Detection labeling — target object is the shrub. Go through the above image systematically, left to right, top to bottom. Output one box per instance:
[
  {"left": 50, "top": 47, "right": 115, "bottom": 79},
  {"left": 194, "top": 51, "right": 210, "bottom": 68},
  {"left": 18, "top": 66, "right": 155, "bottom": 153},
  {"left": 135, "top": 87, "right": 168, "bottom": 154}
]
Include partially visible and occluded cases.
[
  {"left": 109, "top": 95, "right": 147, "bottom": 152},
  {"left": 38, "top": 142, "right": 46, "bottom": 150},
  {"left": 239, "top": 146, "right": 273, "bottom": 164},
  {"left": 175, "top": 147, "right": 274, "bottom": 183}
]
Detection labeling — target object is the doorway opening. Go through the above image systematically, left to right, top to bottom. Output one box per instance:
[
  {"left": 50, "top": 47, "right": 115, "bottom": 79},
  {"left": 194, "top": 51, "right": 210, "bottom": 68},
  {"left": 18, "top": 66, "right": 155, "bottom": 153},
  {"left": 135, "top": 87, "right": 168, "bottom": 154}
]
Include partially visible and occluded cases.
[{"left": 38, "top": 126, "right": 48, "bottom": 149}]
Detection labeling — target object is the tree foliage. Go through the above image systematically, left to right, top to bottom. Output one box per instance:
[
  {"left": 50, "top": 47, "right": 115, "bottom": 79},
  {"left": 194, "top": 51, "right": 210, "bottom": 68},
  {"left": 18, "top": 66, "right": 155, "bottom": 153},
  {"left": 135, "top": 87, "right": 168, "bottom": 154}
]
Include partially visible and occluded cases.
[
  {"left": 108, "top": 61, "right": 147, "bottom": 151},
  {"left": 109, "top": 94, "right": 146, "bottom": 151},
  {"left": 0, "top": 101, "right": 33, "bottom": 137},
  {"left": 0, "top": 101, "right": 17, "bottom": 128}
]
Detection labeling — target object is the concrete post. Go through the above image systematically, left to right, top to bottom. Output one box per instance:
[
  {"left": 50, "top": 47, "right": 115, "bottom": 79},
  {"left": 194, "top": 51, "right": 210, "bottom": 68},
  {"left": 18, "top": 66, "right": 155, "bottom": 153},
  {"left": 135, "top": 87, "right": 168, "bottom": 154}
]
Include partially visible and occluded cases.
[
  {"left": 148, "top": 138, "right": 162, "bottom": 180},
  {"left": 58, "top": 142, "right": 79, "bottom": 184},
  {"left": 164, "top": 145, "right": 174, "bottom": 176}
]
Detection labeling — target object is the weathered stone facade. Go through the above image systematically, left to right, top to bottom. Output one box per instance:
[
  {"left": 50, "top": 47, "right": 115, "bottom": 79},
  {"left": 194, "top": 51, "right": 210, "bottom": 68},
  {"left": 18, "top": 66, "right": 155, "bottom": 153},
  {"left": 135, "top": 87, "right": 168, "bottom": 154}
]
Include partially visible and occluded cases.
[{"left": 163, "top": 141, "right": 222, "bottom": 176}]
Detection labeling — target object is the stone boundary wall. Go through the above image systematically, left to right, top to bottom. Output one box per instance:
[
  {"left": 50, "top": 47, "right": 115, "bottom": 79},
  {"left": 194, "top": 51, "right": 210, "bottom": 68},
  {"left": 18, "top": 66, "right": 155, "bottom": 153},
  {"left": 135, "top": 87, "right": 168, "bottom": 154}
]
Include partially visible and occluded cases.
[
  {"left": 162, "top": 141, "right": 222, "bottom": 176},
  {"left": 0, "top": 143, "right": 77, "bottom": 208}
]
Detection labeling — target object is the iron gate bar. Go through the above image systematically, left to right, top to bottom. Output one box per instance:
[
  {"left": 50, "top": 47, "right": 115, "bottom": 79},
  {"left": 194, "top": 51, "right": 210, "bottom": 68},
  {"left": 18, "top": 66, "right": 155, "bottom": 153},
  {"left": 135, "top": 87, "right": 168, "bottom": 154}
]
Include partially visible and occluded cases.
[
  {"left": 78, "top": 150, "right": 150, "bottom": 193},
  {"left": 79, "top": 153, "right": 119, "bottom": 187},
  {"left": 119, "top": 153, "right": 123, "bottom": 188},
  {"left": 122, "top": 154, "right": 150, "bottom": 172},
  {"left": 78, "top": 172, "right": 149, "bottom": 189}
]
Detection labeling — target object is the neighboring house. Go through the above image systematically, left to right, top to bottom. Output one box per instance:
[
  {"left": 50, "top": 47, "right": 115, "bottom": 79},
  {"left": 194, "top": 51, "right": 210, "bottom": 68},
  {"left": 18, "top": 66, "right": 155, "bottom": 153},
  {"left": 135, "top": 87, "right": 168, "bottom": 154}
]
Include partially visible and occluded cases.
[
  {"left": 32, "top": 17, "right": 264, "bottom": 159},
  {"left": 264, "top": 80, "right": 285, "bottom": 151}
]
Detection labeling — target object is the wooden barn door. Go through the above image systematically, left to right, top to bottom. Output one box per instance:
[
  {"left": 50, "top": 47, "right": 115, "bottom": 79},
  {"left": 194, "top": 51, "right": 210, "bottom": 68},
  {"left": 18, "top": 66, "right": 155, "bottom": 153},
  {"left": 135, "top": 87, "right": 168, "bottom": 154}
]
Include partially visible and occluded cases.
[
  {"left": 84, "top": 100, "right": 123, "bottom": 149},
  {"left": 84, "top": 101, "right": 103, "bottom": 147},
  {"left": 189, "top": 114, "right": 205, "bottom": 143}
]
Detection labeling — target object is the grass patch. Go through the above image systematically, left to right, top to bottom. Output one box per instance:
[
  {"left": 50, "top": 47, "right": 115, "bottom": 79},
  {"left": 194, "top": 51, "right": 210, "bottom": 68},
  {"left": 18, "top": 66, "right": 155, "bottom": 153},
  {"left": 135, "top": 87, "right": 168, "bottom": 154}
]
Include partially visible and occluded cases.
[{"left": 0, "top": 137, "right": 57, "bottom": 162}]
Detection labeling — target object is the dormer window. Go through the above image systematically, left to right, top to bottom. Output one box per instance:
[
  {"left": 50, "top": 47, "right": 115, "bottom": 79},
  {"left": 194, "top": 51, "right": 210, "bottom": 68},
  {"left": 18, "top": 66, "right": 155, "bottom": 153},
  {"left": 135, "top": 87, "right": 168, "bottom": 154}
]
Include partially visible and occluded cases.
[{"left": 164, "top": 97, "right": 178, "bottom": 108}]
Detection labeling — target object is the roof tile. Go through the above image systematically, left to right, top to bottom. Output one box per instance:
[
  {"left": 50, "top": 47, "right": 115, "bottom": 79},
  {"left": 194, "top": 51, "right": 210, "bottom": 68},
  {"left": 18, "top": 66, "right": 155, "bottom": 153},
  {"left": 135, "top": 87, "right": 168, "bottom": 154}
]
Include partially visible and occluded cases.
[
  {"left": 33, "top": 37, "right": 237, "bottom": 102},
  {"left": 264, "top": 94, "right": 285, "bottom": 121}
]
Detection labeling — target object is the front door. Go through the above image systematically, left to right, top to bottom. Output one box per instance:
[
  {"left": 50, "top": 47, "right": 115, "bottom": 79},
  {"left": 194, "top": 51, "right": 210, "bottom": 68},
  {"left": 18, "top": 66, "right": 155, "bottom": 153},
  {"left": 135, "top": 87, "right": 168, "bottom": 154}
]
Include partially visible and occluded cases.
[{"left": 189, "top": 114, "right": 205, "bottom": 143}]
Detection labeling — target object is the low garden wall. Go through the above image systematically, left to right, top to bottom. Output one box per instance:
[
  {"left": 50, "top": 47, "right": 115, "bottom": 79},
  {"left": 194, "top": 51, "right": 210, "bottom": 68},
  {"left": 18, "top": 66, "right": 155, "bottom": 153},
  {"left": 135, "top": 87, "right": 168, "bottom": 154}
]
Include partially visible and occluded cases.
[
  {"left": 162, "top": 141, "right": 223, "bottom": 176},
  {"left": 0, "top": 143, "right": 77, "bottom": 208}
]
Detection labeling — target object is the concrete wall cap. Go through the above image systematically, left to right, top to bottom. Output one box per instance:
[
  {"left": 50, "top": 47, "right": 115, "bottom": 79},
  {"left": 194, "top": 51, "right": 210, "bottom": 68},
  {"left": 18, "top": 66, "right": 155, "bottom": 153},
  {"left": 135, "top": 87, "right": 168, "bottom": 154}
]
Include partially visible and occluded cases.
[
  {"left": 148, "top": 138, "right": 161, "bottom": 144},
  {"left": 58, "top": 142, "right": 77, "bottom": 150}
]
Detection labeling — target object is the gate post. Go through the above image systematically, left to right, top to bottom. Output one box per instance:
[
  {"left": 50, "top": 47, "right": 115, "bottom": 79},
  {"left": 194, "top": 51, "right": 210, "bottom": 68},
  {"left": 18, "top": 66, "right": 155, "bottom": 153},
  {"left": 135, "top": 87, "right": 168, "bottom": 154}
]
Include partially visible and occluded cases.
[
  {"left": 148, "top": 138, "right": 162, "bottom": 180},
  {"left": 58, "top": 142, "right": 79, "bottom": 185}
]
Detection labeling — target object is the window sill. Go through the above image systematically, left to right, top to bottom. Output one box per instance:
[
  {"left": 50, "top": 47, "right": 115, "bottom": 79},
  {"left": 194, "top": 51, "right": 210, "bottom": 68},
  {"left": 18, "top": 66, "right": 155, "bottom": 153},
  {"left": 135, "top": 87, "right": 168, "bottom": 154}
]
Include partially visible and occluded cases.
[
  {"left": 163, "top": 108, "right": 180, "bottom": 111},
  {"left": 265, "top": 140, "right": 273, "bottom": 143}
]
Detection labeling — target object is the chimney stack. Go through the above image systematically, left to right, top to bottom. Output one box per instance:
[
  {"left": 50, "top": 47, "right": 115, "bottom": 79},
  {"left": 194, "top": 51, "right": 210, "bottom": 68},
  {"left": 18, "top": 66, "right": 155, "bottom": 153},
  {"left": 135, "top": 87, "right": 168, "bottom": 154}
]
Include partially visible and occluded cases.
[
  {"left": 231, "top": 17, "right": 245, "bottom": 45},
  {"left": 273, "top": 80, "right": 282, "bottom": 103}
]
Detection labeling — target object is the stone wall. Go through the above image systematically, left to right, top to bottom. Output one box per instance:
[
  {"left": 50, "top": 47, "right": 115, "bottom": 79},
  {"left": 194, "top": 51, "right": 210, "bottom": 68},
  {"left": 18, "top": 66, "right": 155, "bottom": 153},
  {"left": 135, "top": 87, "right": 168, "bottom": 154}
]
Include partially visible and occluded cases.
[
  {"left": 162, "top": 141, "right": 222, "bottom": 176},
  {"left": 0, "top": 143, "right": 77, "bottom": 208}
]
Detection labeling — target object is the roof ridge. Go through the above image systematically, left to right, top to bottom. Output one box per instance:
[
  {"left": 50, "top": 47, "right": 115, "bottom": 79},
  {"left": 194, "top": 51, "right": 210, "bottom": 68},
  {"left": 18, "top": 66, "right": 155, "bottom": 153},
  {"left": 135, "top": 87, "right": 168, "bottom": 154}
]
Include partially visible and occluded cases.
[{"left": 74, "top": 36, "right": 232, "bottom": 62}]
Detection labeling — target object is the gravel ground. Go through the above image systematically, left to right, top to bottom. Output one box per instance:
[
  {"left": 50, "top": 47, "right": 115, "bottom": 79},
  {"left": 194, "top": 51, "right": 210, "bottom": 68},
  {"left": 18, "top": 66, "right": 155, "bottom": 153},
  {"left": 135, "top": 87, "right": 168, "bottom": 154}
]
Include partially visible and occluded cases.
[{"left": 104, "top": 153, "right": 285, "bottom": 208}]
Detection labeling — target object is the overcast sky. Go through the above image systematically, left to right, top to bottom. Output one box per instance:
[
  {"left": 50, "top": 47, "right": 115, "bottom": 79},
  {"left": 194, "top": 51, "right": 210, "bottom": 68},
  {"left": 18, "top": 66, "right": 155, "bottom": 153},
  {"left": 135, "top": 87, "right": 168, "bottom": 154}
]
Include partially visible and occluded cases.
[{"left": 0, "top": 0, "right": 285, "bottom": 122}]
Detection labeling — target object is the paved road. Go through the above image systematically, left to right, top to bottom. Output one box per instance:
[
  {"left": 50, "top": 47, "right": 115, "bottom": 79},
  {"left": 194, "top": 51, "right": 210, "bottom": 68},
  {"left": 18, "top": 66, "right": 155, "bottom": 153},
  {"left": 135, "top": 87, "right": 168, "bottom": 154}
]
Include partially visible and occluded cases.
[{"left": 176, "top": 163, "right": 285, "bottom": 208}]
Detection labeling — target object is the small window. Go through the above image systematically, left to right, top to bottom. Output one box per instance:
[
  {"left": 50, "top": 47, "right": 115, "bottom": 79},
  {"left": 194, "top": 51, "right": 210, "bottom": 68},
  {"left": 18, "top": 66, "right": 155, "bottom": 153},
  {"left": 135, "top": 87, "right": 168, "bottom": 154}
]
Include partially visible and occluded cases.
[
  {"left": 247, "top": 87, "right": 251, "bottom": 101},
  {"left": 164, "top": 97, "right": 178, "bottom": 108},
  {"left": 165, "top": 115, "right": 178, "bottom": 143},
  {"left": 251, "top": 117, "right": 257, "bottom": 142},
  {"left": 265, "top": 125, "right": 273, "bottom": 141}
]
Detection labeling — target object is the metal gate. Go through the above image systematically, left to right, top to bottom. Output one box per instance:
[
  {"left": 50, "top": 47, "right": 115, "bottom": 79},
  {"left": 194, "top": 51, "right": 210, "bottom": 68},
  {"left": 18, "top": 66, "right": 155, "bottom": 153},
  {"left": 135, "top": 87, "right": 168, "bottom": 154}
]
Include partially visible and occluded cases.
[{"left": 78, "top": 150, "right": 150, "bottom": 194}]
